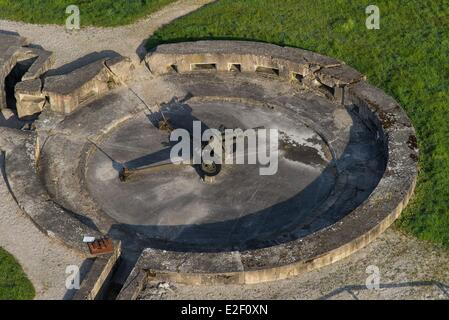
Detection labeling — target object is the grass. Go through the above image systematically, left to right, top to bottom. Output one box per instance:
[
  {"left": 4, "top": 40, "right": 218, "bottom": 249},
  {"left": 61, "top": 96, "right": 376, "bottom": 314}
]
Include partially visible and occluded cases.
[
  {"left": 0, "top": 0, "right": 178, "bottom": 27},
  {"left": 146, "top": 0, "right": 449, "bottom": 248},
  {"left": 0, "top": 248, "right": 35, "bottom": 300}
]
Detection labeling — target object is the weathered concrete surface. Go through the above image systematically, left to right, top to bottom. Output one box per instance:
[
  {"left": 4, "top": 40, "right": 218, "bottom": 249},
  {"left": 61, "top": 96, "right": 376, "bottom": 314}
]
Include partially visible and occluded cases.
[
  {"left": 0, "top": 1, "right": 219, "bottom": 300},
  {"left": 0, "top": 32, "right": 53, "bottom": 117},
  {"left": 1, "top": 38, "right": 418, "bottom": 294},
  {"left": 10, "top": 41, "right": 414, "bottom": 288},
  {"left": 146, "top": 41, "right": 365, "bottom": 104},
  {"left": 112, "top": 42, "right": 417, "bottom": 288},
  {"left": 9, "top": 50, "right": 135, "bottom": 117},
  {"left": 43, "top": 55, "right": 134, "bottom": 114},
  {"left": 84, "top": 75, "right": 385, "bottom": 252},
  {"left": 15, "top": 78, "right": 46, "bottom": 118},
  {"left": 0, "top": 127, "right": 103, "bottom": 256},
  {"left": 0, "top": 153, "right": 85, "bottom": 299},
  {"left": 138, "top": 229, "right": 449, "bottom": 300},
  {"left": 116, "top": 266, "right": 148, "bottom": 300}
]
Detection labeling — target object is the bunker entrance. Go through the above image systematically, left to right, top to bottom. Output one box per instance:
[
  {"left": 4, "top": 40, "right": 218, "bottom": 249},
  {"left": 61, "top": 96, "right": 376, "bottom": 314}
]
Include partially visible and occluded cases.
[{"left": 4, "top": 57, "right": 37, "bottom": 111}]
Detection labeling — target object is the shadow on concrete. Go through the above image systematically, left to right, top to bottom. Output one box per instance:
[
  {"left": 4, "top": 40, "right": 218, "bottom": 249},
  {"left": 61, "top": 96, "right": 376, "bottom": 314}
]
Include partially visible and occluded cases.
[
  {"left": 0, "top": 30, "right": 20, "bottom": 37},
  {"left": 45, "top": 50, "right": 121, "bottom": 76},
  {"left": 123, "top": 98, "right": 210, "bottom": 171},
  {"left": 92, "top": 99, "right": 387, "bottom": 256},
  {"left": 0, "top": 110, "right": 25, "bottom": 129},
  {"left": 0, "top": 152, "right": 6, "bottom": 181},
  {"left": 319, "top": 281, "right": 449, "bottom": 300}
]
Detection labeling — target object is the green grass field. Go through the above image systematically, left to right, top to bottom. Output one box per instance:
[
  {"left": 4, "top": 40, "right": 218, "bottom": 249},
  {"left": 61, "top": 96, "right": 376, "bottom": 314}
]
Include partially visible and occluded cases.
[
  {"left": 0, "top": 0, "right": 177, "bottom": 27},
  {"left": 146, "top": 0, "right": 449, "bottom": 248},
  {"left": 0, "top": 248, "right": 34, "bottom": 300}
]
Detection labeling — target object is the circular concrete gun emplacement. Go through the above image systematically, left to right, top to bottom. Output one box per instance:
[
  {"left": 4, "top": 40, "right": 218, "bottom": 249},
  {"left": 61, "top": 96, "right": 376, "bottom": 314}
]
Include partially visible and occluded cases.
[{"left": 0, "top": 36, "right": 418, "bottom": 294}]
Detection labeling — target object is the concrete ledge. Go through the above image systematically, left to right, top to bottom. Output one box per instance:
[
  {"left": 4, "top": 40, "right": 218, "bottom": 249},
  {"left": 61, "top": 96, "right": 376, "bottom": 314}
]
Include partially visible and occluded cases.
[
  {"left": 0, "top": 33, "right": 53, "bottom": 114},
  {"left": 146, "top": 41, "right": 365, "bottom": 104},
  {"left": 20, "top": 47, "right": 54, "bottom": 81},
  {"left": 0, "top": 127, "right": 102, "bottom": 256},
  {"left": 73, "top": 242, "right": 121, "bottom": 300}
]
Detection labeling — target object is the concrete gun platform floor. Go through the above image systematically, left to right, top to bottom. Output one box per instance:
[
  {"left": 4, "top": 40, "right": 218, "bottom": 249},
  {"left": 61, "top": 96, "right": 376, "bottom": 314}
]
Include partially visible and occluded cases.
[{"left": 85, "top": 73, "right": 385, "bottom": 252}]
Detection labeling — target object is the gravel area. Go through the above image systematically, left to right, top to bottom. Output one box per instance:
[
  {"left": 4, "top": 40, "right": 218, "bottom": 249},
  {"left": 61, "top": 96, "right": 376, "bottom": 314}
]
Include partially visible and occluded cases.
[{"left": 0, "top": 154, "right": 84, "bottom": 299}]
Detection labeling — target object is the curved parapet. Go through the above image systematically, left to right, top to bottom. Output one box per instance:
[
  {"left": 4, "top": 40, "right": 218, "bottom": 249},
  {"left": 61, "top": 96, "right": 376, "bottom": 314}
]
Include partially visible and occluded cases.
[
  {"left": 0, "top": 37, "right": 419, "bottom": 294},
  {"left": 146, "top": 40, "right": 365, "bottom": 104},
  {"left": 117, "top": 41, "right": 418, "bottom": 289},
  {"left": 0, "top": 127, "right": 103, "bottom": 256}
]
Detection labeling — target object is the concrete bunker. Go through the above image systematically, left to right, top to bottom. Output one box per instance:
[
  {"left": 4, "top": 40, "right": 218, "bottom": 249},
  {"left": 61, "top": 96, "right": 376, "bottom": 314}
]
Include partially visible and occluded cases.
[
  {"left": 0, "top": 33, "right": 55, "bottom": 121},
  {"left": 0, "top": 36, "right": 418, "bottom": 298}
]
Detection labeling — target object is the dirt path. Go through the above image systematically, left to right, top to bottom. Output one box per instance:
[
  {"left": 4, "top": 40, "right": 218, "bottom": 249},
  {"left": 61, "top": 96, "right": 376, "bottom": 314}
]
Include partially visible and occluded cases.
[
  {"left": 0, "top": 0, "right": 216, "bottom": 68},
  {"left": 0, "top": 0, "right": 216, "bottom": 300}
]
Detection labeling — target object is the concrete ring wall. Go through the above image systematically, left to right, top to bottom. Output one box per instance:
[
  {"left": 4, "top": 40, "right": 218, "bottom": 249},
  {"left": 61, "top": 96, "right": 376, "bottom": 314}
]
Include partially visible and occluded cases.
[
  {"left": 0, "top": 36, "right": 419, "bottom": 292},
  {"left": 118, "top": 41, "right": 419, "bottom": 292},
  {"left": 146, "top": 41, "right": 366, "bottom": 105}
]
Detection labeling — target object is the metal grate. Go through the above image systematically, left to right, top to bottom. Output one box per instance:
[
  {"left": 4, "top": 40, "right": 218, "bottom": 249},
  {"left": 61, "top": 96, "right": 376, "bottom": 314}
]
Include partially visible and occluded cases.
[{"left": 87, "top": 238, "right": 114, "bottom": 255}]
